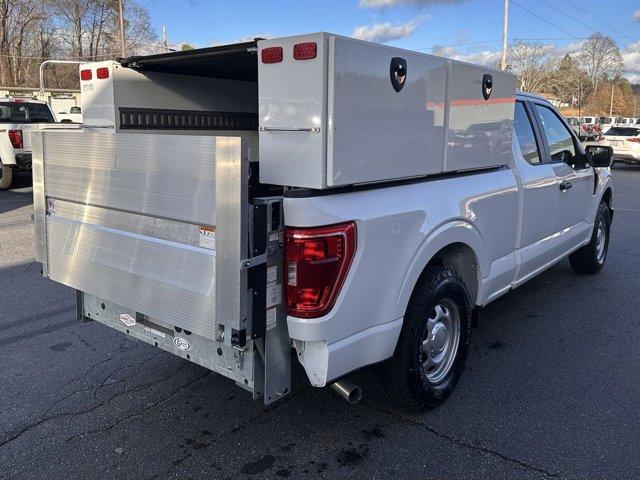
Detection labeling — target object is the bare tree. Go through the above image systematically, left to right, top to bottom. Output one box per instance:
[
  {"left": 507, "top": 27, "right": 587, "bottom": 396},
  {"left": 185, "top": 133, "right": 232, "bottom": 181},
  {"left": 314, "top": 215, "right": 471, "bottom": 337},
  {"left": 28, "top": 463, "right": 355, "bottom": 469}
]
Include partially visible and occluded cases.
[
  {"left": 0, "top": 0, "right": 49, "bottom": 85},
  {"left": 0, "top": 0, "right": 158, "bottom": 88},
  {"left": 579, "top": 32, "right": 622, "bottom": 97},
  {"left": 508, "top": 42, "right": 558, "bottom": 93},
  {"left": 551, "top": 53, "right": 588, "bottom": 106}
]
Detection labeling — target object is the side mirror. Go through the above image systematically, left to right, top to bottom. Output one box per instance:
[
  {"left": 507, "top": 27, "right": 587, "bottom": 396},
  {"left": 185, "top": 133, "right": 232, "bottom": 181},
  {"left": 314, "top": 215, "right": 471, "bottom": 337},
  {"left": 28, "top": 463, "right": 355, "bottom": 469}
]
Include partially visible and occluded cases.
[{"left": 585, "top": 144, "right": 613, "bottom": 168}]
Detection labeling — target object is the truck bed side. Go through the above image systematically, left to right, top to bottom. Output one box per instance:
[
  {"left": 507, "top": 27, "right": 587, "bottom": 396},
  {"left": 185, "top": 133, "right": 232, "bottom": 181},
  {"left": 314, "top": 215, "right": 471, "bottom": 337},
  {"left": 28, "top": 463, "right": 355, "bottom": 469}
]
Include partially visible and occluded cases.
[{"left": 283, "top": 167, "right": 520, "bottom": 385}]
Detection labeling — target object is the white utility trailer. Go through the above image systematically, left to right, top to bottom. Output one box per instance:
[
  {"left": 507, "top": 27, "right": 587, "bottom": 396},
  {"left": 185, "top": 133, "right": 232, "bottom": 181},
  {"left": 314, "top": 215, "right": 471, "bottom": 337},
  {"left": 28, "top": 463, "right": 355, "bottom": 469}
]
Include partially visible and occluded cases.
[{"left": 33, "top": 32, "right": 586, "bottom": 410}]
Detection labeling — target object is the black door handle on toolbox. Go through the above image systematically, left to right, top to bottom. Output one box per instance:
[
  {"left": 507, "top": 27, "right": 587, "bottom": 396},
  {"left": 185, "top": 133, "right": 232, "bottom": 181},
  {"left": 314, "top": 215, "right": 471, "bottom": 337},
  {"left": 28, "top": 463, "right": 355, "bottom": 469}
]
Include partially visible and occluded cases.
[{"left": 559, "top": 180, "right": 573, "bottom": 192}]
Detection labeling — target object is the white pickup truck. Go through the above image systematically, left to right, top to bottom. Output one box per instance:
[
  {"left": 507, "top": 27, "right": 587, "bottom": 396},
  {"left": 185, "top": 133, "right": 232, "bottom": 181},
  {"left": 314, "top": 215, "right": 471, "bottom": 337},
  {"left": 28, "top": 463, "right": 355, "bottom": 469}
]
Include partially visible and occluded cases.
[
  {"left": 32, "top": 33, "right": 614, "bottom": 411},
  {"left": 0, "top": 98, "right": 56, "bottom": 189},
  {"left": 0, "top": 98, "right": 79, "bottom": 189},
  {"left": 56, "top": 105, "right": 83, "bottom": 124}
]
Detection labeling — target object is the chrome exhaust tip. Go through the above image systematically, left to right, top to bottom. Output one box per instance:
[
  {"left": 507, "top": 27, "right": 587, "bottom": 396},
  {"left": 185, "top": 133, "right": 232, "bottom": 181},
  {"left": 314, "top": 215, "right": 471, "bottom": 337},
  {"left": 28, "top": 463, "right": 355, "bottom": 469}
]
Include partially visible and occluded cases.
[{"left": 329, "top": 379, "right": 362, "bottom": 404}]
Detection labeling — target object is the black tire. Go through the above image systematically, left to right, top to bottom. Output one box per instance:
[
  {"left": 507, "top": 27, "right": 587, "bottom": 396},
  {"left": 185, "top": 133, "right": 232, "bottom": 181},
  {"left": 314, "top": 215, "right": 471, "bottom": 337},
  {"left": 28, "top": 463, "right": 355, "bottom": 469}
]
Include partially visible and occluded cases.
[
  {"left": 0, "top": 162, "right": 13, "bottom": 190},
  {"left": 569, "top": 201, "right": 611, "bottom": 275},
  {"left": 379, "top": 266, "right": 472, "bottom": 412}
]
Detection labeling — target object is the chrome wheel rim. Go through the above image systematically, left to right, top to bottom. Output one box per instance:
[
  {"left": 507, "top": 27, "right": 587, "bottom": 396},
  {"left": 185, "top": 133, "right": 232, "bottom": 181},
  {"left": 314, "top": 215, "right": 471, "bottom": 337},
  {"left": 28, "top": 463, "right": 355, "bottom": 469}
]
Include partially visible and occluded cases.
[
  {"left": 596, "top": 219, "right": 606, "bottom": 263},
  {"left": 421, "top": 299, "right": 461, "bottom": 384}
]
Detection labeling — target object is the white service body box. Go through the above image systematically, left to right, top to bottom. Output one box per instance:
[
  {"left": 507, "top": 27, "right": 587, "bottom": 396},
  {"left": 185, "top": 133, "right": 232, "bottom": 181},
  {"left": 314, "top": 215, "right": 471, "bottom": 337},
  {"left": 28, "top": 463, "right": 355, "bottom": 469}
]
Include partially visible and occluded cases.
[{"left": 258, "top": 33, "right": 516, "bottom": 189}]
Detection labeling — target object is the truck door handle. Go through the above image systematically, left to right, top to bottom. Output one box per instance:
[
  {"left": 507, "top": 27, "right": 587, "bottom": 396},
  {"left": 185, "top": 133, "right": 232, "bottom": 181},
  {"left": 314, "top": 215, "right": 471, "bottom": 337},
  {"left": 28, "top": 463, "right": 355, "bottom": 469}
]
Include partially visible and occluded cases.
[{"left": 559, "top": 180, "right": 573, "bottom": 192}]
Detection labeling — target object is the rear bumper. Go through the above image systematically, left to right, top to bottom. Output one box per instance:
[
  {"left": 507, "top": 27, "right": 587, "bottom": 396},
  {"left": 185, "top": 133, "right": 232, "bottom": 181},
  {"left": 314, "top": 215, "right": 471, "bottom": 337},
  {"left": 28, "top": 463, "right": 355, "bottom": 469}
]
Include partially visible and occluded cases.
[{"left": 290, "top": 317, "right": 403, "bottom": 386}]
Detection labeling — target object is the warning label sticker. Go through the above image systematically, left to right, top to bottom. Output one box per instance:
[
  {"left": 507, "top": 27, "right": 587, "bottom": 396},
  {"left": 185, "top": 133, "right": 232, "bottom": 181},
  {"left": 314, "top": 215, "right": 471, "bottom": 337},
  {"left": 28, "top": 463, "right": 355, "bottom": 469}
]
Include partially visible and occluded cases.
[
  {"left": 199, "top": 225, "right": 216, "bottom": 250},
  {"left": 266, "top": 263, "right": 281, "bottom": 309},
  {"left": 267, "top": 265, "right": 278, "bottom": 284},
  {"left": 266, "top": 283, "right": 282, "bottom": 309},
  {"left": 266, "top": 308, "right": 277, "bottom": 330},
  {"left": 119, "top": 313, "right": 136, "bottom": 327}
]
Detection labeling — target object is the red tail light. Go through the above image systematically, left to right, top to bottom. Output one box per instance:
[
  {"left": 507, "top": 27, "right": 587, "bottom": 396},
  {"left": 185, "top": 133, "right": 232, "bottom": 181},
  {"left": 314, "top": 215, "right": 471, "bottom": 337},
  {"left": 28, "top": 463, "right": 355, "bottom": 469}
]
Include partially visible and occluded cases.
[
  {"left": 293, "top": 42, "right": 317, "bottom": 60},
  {"left": 261, "top": 47, "right": 283, "bottom": 64},
  {"left": 96, "top": 67, "right": 109, "bottom": 79},
  {"left": 80, "top": 69, "right": 92, "bottom": 81},
  {"left": 8, "top": 129, "right": 22, "bottom": 149},
  {"left": 627, "top": 138, "right": 640, "bottom": 143},
  {"left": 285, "top": 222, "right": 356, "bottom": 318}
]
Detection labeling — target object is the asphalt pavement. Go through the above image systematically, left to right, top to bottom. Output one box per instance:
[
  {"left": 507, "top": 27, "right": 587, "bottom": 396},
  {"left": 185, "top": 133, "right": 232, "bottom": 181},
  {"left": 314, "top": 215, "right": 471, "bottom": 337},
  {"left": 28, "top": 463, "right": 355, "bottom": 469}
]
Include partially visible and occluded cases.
[{"left": 1, "top": 166, "right": 639, "bottom": 480}]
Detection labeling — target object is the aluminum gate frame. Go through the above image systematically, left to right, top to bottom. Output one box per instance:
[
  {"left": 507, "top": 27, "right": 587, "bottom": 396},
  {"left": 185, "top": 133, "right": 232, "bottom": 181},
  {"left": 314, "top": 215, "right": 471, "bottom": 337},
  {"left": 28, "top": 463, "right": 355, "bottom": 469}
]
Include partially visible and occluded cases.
[{"left": 32, "top": 129, "right": 290, "bottom": 404}]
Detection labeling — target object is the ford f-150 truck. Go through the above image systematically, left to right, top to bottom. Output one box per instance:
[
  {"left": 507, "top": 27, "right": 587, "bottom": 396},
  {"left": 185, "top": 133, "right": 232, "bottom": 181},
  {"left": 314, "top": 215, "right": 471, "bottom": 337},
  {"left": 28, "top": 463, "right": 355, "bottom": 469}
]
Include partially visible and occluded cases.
[
  {"left": 32, "top": 33, "right": 614, "bottom": 412},
  {"left": 0, "top": 98, "right": 79, "bottom": 189}
]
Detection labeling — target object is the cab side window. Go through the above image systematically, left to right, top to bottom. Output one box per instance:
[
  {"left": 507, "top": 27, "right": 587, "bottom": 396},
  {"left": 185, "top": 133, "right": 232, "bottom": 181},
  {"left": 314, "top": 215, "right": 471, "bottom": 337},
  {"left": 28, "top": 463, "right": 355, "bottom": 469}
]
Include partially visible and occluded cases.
[
  {"left": 513, "top": 101, "right": 540, "bottom": 164},
  {"left": 535, "top": 104, "right": 577, "bottom": 164}
]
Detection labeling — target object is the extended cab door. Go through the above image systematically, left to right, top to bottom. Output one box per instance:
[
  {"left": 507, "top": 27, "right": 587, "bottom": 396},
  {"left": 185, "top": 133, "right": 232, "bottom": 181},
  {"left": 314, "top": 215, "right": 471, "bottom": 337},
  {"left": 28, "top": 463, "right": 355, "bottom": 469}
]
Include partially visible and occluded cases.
[
  {"left": 512, "top": 100, "right": 563, "bottom": 283},
  {"left": 531, "top": 102, "right": 595, "bottom": 257}
]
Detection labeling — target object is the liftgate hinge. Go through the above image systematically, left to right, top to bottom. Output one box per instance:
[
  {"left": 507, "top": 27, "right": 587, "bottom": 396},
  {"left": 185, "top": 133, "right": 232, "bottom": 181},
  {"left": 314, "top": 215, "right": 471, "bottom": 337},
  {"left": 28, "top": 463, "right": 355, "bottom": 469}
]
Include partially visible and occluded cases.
[{"left": 240, "top": 252, "right": 268, "bottom": 271}]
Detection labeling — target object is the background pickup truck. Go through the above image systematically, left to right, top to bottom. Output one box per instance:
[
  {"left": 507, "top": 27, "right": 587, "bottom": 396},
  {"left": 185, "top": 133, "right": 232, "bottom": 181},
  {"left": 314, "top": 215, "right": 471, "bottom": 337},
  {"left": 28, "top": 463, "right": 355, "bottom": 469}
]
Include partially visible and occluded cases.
[
  {"left": 32, "top": 34, "right": 614, "bottom": 412},
  {"left": 0, "top": 98, "right": 79, "bottom": 189},
  {"left": 55, "top": 105, "right": 83, "bottom": 124}
]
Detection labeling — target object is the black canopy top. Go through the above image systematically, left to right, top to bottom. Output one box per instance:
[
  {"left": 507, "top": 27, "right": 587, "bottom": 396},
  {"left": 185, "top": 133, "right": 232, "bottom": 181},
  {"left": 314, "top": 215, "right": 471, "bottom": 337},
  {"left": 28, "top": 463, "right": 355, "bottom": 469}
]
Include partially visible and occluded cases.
[{"left": 119, "top": 40, "right": 258, "bottom": 82}]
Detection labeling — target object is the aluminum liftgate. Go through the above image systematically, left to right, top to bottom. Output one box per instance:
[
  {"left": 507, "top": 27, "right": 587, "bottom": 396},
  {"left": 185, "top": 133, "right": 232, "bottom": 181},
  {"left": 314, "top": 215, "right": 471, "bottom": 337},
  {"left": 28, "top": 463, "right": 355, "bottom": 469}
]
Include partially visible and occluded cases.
[{"left": 32, "top": 130, "right": 290, "bottom": 404}]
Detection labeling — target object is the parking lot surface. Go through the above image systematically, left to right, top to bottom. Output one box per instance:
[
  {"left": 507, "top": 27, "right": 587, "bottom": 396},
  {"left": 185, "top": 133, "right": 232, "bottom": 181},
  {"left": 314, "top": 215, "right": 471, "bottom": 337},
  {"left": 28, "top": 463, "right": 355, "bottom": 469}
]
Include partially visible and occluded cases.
[{"left": 1, "top": 166, "right": 639, "bottom": 480}]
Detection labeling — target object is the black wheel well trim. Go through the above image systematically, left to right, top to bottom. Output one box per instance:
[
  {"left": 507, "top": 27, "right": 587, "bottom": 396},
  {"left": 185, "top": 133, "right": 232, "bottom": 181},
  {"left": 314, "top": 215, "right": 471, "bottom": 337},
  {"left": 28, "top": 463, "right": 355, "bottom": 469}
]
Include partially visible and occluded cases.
[
  {"left": 601, "top": 187, "right": 614, "bottom": 221},
  {"left": 420, "top": 242, "right": 480, "bottom": 307}
]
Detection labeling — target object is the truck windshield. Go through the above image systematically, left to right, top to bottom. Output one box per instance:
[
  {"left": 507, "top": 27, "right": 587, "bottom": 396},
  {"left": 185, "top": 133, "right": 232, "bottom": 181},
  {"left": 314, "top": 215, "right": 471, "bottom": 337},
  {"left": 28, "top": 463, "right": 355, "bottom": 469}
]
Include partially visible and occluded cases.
[{"left": 0, "top": 102, "right": 55, "bottom": 123}]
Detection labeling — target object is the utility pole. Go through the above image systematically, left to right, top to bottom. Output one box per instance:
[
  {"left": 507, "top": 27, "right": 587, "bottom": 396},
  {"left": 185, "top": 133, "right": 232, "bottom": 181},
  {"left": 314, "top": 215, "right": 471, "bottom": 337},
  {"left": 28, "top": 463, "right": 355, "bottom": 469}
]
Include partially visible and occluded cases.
[
  {"left": 118, "top": 0, "right": 126, "bottom": 57},
  {"left": 500, "top": 0, "right": 509, "bottom": 70},
  {"left": 162, "top": 25, "right": 168, "bottom": 52},
  {"left": 578, "top": 77, "right": 581, "bottom": 117},
  {"left": 609, "top": 83, "right": 614, "bottom": 118}
]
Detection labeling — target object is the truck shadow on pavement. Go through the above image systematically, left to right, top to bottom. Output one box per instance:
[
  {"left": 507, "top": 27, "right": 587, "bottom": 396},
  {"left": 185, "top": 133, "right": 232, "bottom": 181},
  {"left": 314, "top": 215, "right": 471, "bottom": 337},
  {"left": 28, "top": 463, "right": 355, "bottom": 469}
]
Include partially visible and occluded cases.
[{"left": 1, "top": 254, "right": 629, "bottom": 480}]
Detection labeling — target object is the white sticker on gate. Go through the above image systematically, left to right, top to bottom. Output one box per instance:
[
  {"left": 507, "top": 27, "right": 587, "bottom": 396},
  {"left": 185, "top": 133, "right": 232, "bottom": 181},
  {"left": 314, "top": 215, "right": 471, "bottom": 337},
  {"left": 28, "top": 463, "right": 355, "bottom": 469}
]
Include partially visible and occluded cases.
[
  {"left": 198, "top": 225, "right": 216, "bottom": 251},
  {"left": 267, "top": 265, "right": 278, "bottom": 284},
  {"left": 266, "top": 283, "right": 282, "bottom": 309},
  {"left": 266, "top": 308, "right": 277, "bottom": 330},
  {"left": 119, "top": 313, "right": 136, "bottom": 327},
  {"left": 144, "top": 325, "right": 166, "bottom": 338}
]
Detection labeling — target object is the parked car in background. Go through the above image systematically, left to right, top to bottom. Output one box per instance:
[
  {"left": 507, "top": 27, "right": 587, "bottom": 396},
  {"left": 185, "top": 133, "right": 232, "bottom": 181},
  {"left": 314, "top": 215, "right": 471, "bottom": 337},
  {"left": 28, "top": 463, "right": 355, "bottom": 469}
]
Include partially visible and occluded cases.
[
  {"left": 56, "top": 105, "right": 83, "bottom": 123},
  {"left": 581, "top": 116, "right": 601, "bottom": 140},
  {"left": 601, "top": 126, "right": 640, "bottom": 165}
]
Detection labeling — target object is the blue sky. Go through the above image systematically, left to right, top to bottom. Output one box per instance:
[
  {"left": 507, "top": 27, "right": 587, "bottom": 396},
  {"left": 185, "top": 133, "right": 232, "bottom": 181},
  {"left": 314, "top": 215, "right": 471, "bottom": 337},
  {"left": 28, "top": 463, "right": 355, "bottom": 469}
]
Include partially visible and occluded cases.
[{"left": 142, "top": 0, "right": 640, "bottom": 82}]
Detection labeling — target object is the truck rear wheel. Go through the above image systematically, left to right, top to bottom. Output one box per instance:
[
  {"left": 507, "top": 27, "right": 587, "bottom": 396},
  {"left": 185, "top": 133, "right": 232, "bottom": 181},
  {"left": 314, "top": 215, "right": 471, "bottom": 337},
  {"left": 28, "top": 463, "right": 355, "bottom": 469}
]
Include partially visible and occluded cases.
[
  {"left": 0, "top": 163, "right": 13, "bottom": 190},
  {"left": 569, "top": 201, "right": 610, "bottom": 275},
  {"left": 379, "top": 266, "right": 472, "bottom": 412}
]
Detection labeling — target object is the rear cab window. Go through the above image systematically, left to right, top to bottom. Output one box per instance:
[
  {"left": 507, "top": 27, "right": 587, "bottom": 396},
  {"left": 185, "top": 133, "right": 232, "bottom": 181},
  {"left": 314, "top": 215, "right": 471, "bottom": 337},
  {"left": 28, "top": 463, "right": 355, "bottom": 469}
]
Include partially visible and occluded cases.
[
  {"left": 513, "top": 101, "right": 541, "bottom": 164},
  {"left": 0, "top": 102, "right": 55, "bottom": 123}
]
